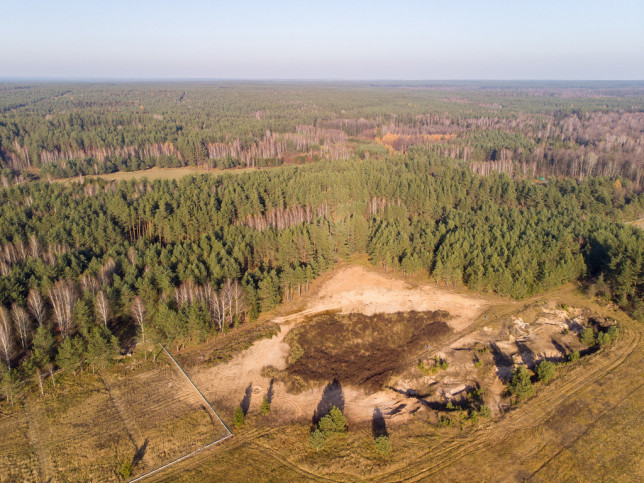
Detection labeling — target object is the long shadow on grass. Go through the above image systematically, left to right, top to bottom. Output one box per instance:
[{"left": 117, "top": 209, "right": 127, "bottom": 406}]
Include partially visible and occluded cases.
[
  {"left": 312, "top": 378, "right": 344, "bottom": 427},
  {"left": 132, "top": 438, "right": 148, "bottom": 468}
]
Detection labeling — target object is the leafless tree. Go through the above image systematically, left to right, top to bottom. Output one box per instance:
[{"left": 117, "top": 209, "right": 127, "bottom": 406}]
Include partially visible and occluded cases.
[
  {"left": 29, "top": 234, "right": 41, "bottom": 259},
  {"left": 98, "top": 257, "right": 117, "bottom": 286},
  {"left": 80, "top": 273, "right": 100, "bottom": 295},
  {"left": 230, "top": 279, "right": 246, "bottom": 323},
  {"left": 49, "top": 280, "right": 78, "bottom": 339},
  {"left": 27, "top": 288, "right": 46, "bottom": 327},
  {"left": 95, "top": 291, "right": 110, "bottom": 327},
  {"left": 210, "top": 291, "right": 222, "bottom": 331},
  {"left": 131, "top": 296, "right": 146, "bottom": 342},
  {"left": 11, "top": 305, "right": 30, "bottom": 350},
  {"left": 0, "top": 307, "right": 13, "bottom": 367}
]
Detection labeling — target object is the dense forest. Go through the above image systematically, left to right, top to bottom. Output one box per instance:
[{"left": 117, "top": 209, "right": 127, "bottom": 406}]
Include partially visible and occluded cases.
[
  {"left": 1, "top": 82, "right": 643, "bottom": 184},
  {"left": 0, "top": 83, "right": 642, "bottom": 398}
]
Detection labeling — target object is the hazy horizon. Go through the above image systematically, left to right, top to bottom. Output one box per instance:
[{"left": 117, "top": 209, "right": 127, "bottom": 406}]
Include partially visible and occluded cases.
[{"left": 3, "top": 0, "right": 644, "bottom": 80}]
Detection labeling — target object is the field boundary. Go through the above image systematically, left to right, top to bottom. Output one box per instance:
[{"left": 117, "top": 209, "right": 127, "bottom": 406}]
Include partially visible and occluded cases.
[{"left": 129, "top": 345, "right": 233, "bottom": 482}]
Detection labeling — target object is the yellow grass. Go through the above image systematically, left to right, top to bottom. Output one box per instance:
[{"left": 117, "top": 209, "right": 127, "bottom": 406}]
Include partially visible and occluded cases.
[{"left": 46, "top": 166, "right": 257, "bottom": 183}]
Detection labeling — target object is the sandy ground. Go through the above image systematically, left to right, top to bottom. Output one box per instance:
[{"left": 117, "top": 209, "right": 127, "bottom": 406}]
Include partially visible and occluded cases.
[
  {"left": 191, "top": 266, "right": 489, "bottom": 425},
  {"left": 311, "top": 266, "right": 488, "bottom": 331}
]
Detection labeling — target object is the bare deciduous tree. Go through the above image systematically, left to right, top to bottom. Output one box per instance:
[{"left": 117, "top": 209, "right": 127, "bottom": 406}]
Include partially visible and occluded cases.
[
  {"left": 49, "top": 280, "right": 78, "bottom": 339},
  {"left": 27, "top": 288, "right": 46, "bottom": 327},
  {"left": 95, "top": 291, "right": 110, "bottom": 327},
  {"left": 131, "top": 296, "right": 146, "bottom": 342},
  {"left": 11, "top": 305, "right": 30, "bottom": 350},
  {"left": 0, "top": 307, "right": 13, "bottom": 367}
]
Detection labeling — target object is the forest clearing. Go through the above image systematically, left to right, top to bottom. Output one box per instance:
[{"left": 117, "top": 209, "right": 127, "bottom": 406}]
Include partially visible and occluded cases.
[{"left": 142, "top": 264, "right": 643, "bottom": 481}]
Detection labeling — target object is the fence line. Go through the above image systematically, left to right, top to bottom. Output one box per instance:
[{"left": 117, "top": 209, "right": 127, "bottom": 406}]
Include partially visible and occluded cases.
[
  {"left": 129, "top": 345, "right": 233, "bottom": 482},
  {"left": 160, "top": 345, "right": 233, "bottom": 436},
  {"left": 129, "top": 433, "right": 233, "bottom": 482}
]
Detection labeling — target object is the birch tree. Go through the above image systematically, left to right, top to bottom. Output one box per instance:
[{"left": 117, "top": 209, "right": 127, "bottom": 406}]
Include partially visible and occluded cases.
[
  {"left": 49, "top": 280, "right": 78, "bottom": 339},
  {"left": 27, "top": 288, "right": 46, "bottom": 327},
  {"left": 95, "top": 291, "right": 110, "bottom": 327},
  {"left": 131, "top": 296, "right": 146, "bottom": 342},
  {"left": 11, "top": 305, "right": 30, "bottom": 350},
  {"left": 0, "top": 307, "right": 13, "bottom": 367}
]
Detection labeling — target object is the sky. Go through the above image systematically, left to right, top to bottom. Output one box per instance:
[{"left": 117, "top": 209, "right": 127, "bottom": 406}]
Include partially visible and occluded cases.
[{"left": 2, "top": 0, "right": 643, "bottom": 80}]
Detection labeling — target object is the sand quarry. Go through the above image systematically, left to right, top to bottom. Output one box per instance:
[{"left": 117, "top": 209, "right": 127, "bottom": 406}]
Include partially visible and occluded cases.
[{"left": 189, "top": 266, "right": 591, "bottom": 425}]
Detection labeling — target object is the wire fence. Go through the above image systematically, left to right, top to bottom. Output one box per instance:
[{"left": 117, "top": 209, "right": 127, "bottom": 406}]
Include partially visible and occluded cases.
[{"left": 129, "top": 345, "right": 233, "bottom": 482}]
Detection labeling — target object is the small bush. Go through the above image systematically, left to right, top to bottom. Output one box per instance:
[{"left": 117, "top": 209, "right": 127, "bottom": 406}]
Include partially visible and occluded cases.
[
  {"left": 607, "top": 325, "right": 619, "bottom": 341},
  {"left": 580, "top": 327, "right": 596, "bottom": 347},
  {"left": 567, "top": 350, "right": 580, "bottom": 362},
  {"left": 474, "top": 359, "right": 483, "bottom": 368},
  {"left": 536, "top": 360, "right": 556, "bottom": 383},
  {"left": 507, "top": 366, "right": 534, "bottom": 400},
  {"left": 260, "top": 396, "right": 270, "bottom": 415},
  {"left": 479, "top": 405, "right": 492, "bottom": 418},
  {"left": 233, "top": 406, "right": 245, "bottom": 428},
  {"left": 310, "top": 406, "right": 347, "bottom": 448},
  {"left": 468, "top": 409, "right": 479, "bottom": 425},
  {"left": 437, "top": 415, "right": 452, "bottom": 427},
  {"left": 309, "top": 428, "right": 325, "bottom": 450},
  {"left": 374, "top": 435, "right": 391, "bottom": 455},
  {"left": 118, "top": 461, "right": 133, "bottom": 479}
]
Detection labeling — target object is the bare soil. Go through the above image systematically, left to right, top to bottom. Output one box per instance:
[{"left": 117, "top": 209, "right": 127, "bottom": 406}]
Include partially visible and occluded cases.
[{"left": 287, "top": 311, "right": 451, "bottom": 390}]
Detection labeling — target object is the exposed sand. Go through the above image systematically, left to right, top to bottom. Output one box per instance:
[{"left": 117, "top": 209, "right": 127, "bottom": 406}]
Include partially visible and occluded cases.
[
  {"left": 191, "top": 266, "right": 490, "bottom": 424},
  {"left": 310, "top": 266, "right": 488, "bottom": 331}
]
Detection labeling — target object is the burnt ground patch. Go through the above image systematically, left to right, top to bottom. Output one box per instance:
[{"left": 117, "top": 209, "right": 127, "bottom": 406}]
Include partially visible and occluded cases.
[{"left": 286, "top": 311, "right": 451, "bottom": 391}]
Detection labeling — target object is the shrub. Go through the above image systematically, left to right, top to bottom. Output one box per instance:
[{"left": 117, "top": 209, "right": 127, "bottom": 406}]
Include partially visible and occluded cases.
[
  {"left": 607, "top": 325, "right": 619, "bottom": 341},
  {"left": 580, "top": 327, "right": 596, "bottom": 347},
  {"left": 567, "top": 350, "right": 580, "bottom": 363},
  {"left": 536, "top": 360, "right": 556, "bottom": 383},
  {"left": 508, "top": 366, "right": 534, "bottom": 400},
  {"left": 260, "top": 396, "right": 270, "bottom": 415},
  {"left": 479, "top": 405, "right": 492, "bottom": 418},
  {"left": 233, "top": 406, "right": 245, "bottom": 428},
  {"left": 318, "top": 406, "right": 347, "bottom": 437},
  {"left": 329, "top": 406, "right": 347, "bottom": 433},
  {"left": 468, "top": 409, "right": 479, "bottom": 425},
  {"left": 437, "top": 415, "right": 452, "bottom": 427},
  {"left": 309, "top": 428, "right": 325, "bottom": 450},
  {"left": 374, "top": 435, "right": 391, "bottom": 455},
  {"left": 118, "top": 461, "right": 133, "bottom": 479}
]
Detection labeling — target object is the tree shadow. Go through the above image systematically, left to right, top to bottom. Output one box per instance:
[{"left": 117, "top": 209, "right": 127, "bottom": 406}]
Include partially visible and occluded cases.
[
  {"left": 565, "top": 318, "right": 584, "bottom": 334},
  {"left": 550, "top": 337, "right": 569, "bottom": 359},
  {"left": 515, "top": 340, "right": 535, "bottom": 368},
  {"left": 490, "top": 342, "right": 513, "bottom": 382},
  {"left": 266, "top": 378, "right": 275, "bottom": 404},
  {"left": 312, "top": 378, "right": 344, "bottom": 426},
  {"left": 240, "top": 382, "right": 252, "bottom": 415},
  {"left": 387, "top": 403, "right": 406, "bottom": 416},
  {"left": 372, "top": 408, "right": 388, "bottom": 439},
  {"left": 131, "top": 438, "right": 148, "bottom": 468}
]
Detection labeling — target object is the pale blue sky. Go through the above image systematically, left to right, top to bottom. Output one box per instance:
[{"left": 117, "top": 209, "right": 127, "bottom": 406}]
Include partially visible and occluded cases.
[{"left": 2, "top": 0, "right": 643, "bottom": 79}]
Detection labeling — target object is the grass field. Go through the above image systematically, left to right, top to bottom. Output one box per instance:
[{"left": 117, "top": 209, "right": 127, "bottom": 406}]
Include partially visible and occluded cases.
[
  {"left": 41, "top": 165, "right": 258, "bottom": 183},
  {"left": 0, "top": 351, "right": 229, "bottom": 482}
]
